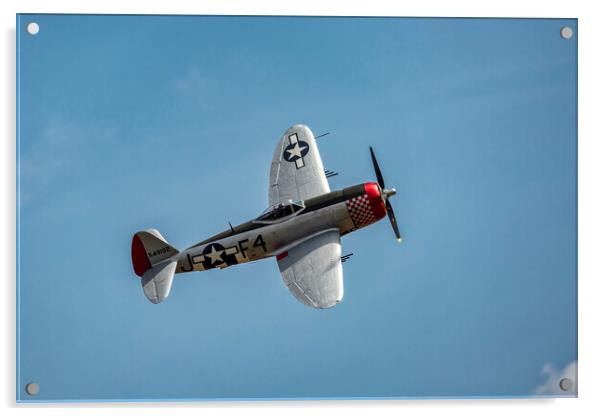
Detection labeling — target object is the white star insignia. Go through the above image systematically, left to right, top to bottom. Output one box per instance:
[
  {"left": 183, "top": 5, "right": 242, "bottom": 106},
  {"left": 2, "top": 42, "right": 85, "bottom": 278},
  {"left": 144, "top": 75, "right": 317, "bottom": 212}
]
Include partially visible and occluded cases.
[
  {"left": 286, "top": 143, "right": 307, "bottom": 160},
  {"left": 204, "top": 245, "right": 224, "bottom": 265}
]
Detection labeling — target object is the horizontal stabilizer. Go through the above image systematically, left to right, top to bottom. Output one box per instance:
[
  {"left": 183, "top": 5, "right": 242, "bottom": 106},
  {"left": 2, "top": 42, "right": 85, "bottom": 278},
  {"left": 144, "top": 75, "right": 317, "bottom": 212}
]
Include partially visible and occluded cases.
[{"left": 141, "top": 260, "right": 178, "bottom": 304}]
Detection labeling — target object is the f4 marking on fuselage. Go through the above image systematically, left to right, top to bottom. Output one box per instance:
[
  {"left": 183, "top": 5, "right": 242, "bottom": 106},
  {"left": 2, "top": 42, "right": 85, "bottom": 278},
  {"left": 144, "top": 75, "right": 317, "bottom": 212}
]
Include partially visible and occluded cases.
[{"left": 180, "top": 234, "right": 268, "bottom": 272}]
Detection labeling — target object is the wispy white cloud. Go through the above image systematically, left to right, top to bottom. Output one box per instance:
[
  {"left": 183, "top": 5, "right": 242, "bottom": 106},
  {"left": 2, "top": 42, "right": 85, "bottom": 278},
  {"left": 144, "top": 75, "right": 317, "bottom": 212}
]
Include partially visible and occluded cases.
[
  {"left": 168, "top": 66, "right": 209, "bottom": 105},
  {"left": 19, "top": 116, "right": 117, "bottom": 205},
  {"left": 534, "top": 360, "right": 577, "bottom": 395}
]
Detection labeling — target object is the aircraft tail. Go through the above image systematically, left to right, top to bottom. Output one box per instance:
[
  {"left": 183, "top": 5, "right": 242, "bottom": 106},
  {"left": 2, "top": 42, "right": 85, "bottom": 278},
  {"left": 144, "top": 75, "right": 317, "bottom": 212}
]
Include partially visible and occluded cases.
[{"left": 131, "top": 229, "right": 180, "bottom": 304}]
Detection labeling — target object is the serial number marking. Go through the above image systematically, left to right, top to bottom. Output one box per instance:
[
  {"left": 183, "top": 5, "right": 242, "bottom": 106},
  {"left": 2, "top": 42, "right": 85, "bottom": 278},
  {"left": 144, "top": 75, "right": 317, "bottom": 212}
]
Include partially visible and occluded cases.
[{"left": 148, "top": 246, "right": 171, "bottom": 258}]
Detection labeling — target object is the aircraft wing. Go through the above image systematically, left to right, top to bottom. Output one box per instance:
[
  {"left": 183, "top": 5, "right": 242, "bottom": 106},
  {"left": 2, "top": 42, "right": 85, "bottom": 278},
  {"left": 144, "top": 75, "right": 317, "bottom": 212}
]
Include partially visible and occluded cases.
[
  {"left": 268, "top": 124, "right": 330, "bottom": 207},
  {"left": 277, "top": 229, "right": 343, "bottom": 308}
]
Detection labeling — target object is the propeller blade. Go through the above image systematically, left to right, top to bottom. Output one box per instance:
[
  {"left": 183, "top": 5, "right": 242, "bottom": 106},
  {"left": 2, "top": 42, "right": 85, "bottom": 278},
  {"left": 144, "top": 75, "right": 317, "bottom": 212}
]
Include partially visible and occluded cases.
[
  {"left": 369, "top": 146, "right": 385, "bottom": 189},
  {"left": 370, "top": 147, "right": 401, "bottom": 243},
  {"left": 386, "top": 199, "right": 402, "bottom": 243}
]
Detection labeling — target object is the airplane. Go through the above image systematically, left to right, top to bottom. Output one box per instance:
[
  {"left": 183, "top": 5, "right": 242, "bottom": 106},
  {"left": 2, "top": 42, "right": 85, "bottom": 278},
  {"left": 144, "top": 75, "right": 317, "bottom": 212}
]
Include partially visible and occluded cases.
[{"left": 131, "top": 124, "right": 400, "bottom": 308}]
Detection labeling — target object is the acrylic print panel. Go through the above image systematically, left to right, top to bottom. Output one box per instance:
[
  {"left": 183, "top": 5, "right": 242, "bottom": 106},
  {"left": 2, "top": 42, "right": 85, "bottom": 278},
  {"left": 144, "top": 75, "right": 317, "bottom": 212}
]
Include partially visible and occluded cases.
[{"left": 16, "top": 14, "right": 577, "bottom": 402}]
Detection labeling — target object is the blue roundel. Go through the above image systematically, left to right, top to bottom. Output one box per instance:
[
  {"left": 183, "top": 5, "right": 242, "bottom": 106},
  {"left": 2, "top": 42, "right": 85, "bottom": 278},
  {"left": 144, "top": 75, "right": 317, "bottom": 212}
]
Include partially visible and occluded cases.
[
  {"left": 283, "top": 141, "right": 310, "bottom": 162},
  {"left": 200, "top": 243, "right": 239, "bottom": 269},
  {"left": 202, "top": 243, "right": 225, "bottom": 266}
]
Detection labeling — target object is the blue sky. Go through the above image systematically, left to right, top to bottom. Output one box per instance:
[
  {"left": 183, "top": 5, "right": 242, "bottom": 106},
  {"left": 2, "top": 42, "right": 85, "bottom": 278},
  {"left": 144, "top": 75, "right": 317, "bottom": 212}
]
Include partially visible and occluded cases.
[{"left": 17, "top": 15, "right": 577, "bottom": 401}]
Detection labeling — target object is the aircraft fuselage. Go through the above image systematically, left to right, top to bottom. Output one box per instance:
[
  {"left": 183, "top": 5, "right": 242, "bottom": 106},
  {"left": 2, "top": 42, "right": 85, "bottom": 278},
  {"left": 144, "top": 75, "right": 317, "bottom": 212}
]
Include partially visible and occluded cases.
[{"left": 174, "top": 182, "right": 387, "bottom": 274}]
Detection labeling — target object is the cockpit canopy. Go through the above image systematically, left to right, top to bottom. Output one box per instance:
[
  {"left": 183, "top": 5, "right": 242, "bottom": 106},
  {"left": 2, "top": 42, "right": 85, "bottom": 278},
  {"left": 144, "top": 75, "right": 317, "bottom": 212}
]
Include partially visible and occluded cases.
[{"left": 256, "top": 200, "right": 305, "bottom": 222}]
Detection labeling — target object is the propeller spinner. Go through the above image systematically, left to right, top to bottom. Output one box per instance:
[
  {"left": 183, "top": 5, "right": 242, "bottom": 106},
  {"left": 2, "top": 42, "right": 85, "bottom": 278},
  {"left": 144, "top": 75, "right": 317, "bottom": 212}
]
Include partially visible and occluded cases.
[{"left": 369, "top": 146, "right": 402, "bottom": 243}]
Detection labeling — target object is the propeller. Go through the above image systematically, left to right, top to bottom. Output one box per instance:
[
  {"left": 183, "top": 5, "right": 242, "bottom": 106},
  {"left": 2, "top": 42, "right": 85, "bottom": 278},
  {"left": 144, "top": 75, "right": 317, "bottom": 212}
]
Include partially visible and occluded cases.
[{"left": 369, "top": 146, "right": 402, "bottom": 243}]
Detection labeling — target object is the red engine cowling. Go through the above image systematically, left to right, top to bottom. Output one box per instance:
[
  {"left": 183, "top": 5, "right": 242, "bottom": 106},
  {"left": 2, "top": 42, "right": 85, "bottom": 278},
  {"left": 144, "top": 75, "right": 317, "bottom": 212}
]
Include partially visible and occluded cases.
[{"left": 345, "top": 182, "right": 386, "bottom": 229}]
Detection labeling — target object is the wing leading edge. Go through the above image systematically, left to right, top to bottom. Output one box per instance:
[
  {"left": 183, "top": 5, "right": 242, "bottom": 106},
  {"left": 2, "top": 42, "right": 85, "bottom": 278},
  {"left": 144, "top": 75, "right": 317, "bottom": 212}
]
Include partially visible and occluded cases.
[
  {"left": 268, "top": 124, "right": 330, "bottom": 207},
  {"left": 277, "top": 229, "right": 343, "bottom": 308}
]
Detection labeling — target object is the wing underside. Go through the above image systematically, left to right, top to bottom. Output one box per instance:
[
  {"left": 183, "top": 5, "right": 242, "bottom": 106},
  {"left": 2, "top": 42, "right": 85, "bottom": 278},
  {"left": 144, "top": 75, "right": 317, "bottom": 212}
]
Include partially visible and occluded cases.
[
  {"left": 268, "top": 124, "right": 330, "bottom": 207},
  {"left": 277, "top": 229, "right": 343, "bottom": 308}
]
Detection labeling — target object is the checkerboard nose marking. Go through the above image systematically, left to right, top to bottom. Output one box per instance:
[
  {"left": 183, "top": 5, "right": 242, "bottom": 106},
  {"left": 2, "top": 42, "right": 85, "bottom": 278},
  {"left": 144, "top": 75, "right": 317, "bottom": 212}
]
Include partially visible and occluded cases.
[{"left": 346, "top": 194, "right": 378, "bottom": 229}]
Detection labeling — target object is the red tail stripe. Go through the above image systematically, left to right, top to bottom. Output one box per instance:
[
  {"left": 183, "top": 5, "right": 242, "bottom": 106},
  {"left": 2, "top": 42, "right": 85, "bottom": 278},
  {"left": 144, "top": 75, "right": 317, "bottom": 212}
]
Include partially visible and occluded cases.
[{"left": 131, "top": 234, "right": 151, "bottom": 277}]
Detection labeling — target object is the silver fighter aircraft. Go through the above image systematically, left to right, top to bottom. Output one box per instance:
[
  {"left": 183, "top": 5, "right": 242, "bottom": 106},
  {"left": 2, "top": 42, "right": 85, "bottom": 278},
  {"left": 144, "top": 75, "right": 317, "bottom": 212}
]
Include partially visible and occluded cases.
[{"left": 131, "top": 125, "right": 400, "bottom": 308}]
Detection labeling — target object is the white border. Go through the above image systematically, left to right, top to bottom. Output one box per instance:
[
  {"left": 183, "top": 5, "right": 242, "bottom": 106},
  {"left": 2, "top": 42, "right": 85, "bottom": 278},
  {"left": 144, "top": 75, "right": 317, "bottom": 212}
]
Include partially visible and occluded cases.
[{"left": 3, "top": 1, "right": 601, "bottom": 415}]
